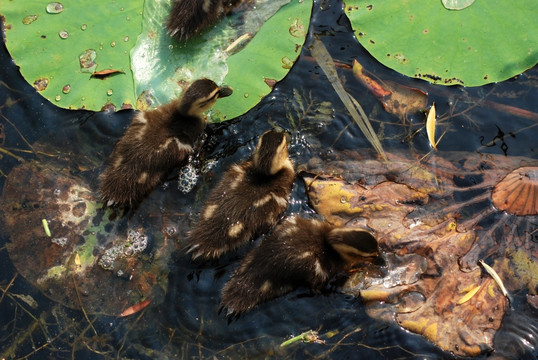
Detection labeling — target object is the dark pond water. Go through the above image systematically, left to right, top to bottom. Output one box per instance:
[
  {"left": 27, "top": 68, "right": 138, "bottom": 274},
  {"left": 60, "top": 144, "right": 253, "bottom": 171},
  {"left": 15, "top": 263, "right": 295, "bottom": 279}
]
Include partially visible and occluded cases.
[{"left": 1, "top": 1, "right": 538, "bottom": 359}]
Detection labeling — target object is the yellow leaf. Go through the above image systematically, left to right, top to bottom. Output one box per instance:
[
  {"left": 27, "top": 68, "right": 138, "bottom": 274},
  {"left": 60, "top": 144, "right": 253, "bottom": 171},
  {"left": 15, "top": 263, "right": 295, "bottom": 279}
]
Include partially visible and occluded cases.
[
  {"left": 426, "top": 103, "right": 437, "bottom": 149},
  {"left": 74, "top": 252, "right": 81, "bottom": 266},
  {"left": 479, "top": 260, "right": 508, "bottom": 297},
  {"left": 457, "top": 284, "right": 481, "bottom": 304}
]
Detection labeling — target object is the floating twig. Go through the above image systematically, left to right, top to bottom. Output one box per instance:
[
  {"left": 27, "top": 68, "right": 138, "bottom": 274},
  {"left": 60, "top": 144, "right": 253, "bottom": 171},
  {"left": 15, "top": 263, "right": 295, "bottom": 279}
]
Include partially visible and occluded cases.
[
  {"left": 41, "top": 219, "right": 51, "bottom": 237},
  {"left": 280, "top": 330, "right": 325, "bottom": 347}
]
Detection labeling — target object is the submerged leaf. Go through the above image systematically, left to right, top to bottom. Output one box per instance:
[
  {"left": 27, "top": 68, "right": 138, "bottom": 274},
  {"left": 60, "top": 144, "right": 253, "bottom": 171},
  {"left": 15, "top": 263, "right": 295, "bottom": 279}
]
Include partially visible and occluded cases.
[
  {"left": 352, "top": 59, "right": 428, "bottom": 119},
  {"left": 456, "top": 284, "right": 481, "bottom": 304},
  {"left": 12, "top": 293, "right": 39, "bottom": 309},
  {"left": 118, "top": 299, "right": 152, "bottom": 317}
]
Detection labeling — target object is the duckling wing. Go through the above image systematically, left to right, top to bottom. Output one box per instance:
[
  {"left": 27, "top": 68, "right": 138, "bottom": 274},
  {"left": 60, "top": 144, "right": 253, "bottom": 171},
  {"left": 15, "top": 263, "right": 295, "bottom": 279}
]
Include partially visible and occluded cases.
[
  {"left": 100, "top": 113, "right": 193, "bottom": 206},
  {"left": 187, "top": 162, "right": 294, "bottom": 260},
  {"left": 220, "top": 218, "right": 331, "bottom": 314}
]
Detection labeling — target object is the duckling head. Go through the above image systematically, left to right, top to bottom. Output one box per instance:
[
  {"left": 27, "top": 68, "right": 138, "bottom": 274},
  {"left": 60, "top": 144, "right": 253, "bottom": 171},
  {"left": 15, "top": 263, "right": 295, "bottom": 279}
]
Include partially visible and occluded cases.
[
  {"left": 179, "top": 78, "right": 233, "bottom": 118},
  {"left": 252, "top": 130, "right": 293, "bottom": 176},
  {"left": 326, "top": 228, "right": 379, "bottom": 265}
]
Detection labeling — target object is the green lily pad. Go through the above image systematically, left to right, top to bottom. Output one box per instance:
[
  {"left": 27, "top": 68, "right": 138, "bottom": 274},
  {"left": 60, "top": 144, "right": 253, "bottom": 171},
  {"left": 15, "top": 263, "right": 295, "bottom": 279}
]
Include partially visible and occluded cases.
[
  {"left": 2, "top": 0, "right": 312, "bottom": 120},
  {"left": 131, "top": 0, "right": 312, "bottom": 121},
  {"left": 344, "top": 0, "right": 538, "bottom": 86},
  {"left": 2, "top": 1, "right": 143, "bottom": 110}
]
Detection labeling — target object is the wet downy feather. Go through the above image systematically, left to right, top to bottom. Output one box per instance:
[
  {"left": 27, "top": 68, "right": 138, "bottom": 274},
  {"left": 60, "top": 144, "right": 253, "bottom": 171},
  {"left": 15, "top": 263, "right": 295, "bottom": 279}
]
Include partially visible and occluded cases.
[
  {"left": 167, "top": 0, "right": 244, "bottom": 41},
  {"left": 100, "top": 79, "right": 232, "bottom": 207},
  {"left": 186, "top": 130, "right": 295, "bottom": 260},
  {"left": 221, "top": 216, "right": 379, "bottom": 315}
]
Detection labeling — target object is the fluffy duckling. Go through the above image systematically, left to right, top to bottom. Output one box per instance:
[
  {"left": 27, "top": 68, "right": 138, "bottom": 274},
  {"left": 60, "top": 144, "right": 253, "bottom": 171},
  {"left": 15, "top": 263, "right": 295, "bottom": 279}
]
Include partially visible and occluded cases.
[
  {"left": 167, "top": 0, "right": 244, "bottom": 41},
  {"left": 100, "top": 79, "right": 232, "bottom": 207},
  {"left": 186, "top": 130, "right": 295, "bottom": 260},
  {"left": 221, "top": 216, "right": 379, "bottom": 315}
]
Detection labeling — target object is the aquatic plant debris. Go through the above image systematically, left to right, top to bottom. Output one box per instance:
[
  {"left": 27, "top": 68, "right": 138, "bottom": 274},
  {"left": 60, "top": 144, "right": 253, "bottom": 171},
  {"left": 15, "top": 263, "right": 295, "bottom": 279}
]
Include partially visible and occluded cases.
[
  {"left": 344, "top": 0, "right": 538, "bottom": 86},
  {"left": 311, "top": 39, "right": 386, "bottom": 160},
  {"left": 352, "top": 59, "right": 428, "bottom": 120},
  {"left": 300, "top": 149, "right": 538, "bottom": 356},
  {"left": 0, "top": 157, "right": 173, "bottom": 315},
  {"left": 41, "top": 218, "right": 51, "bottom": 237},
  {"left": 118, "top": 299, "right": 152, "bottom": 317},
  {"left": 280, "top": 330, "right": 324, "bottom": 347}
]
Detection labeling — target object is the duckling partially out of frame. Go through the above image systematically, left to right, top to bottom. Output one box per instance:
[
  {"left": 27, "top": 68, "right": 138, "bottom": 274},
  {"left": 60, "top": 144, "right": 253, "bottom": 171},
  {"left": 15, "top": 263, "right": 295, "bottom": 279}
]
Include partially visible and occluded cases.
[
  {"left": 167, "top": 0, "right": 244, "bottom": 41},
  {"left": 100, "top": 79, "right": 232, "bottom": 207},
  {"left": 186, "top": 129, "right": 295, "bottom": 260},
  {"left": 221, "top": 216, "right": 379, "bottom": 315}
]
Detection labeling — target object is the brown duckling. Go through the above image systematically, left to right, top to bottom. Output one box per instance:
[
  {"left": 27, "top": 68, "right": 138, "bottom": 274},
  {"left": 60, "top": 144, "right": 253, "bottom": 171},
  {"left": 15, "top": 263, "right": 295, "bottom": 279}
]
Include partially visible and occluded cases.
[
  {"left": 167, "top": 0, "right": 244, "bottom": 41},
  {"left": 100, "top": 79, "right": 232, "bottom": 207},
  {"left": 186, "top": 129, "right": 295, "bottom": 260},
  {"left": 221, "top": 216, "right": 379, "bottom": 315}
]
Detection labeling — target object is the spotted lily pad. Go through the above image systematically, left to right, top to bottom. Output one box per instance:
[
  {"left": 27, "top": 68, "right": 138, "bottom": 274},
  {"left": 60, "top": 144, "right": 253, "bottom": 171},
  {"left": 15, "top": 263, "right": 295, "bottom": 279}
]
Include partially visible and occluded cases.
[
  {"left": 1, "top": 0, "right": 312, "bottom": 119},
  {"left": 131, "top": 0, "right": 312, "bottom": 121},
  {"left": 344, "top": 0, "right": 538, "bottom": 86},
  {"left": 1, "top": 1, "right": 143, "bottom": 111},
  {"left": 301, "top": 150, "right": 538, "bottom": 356},
  {"left": 0, "top": 156, "right": 175, "bottom": 315}
]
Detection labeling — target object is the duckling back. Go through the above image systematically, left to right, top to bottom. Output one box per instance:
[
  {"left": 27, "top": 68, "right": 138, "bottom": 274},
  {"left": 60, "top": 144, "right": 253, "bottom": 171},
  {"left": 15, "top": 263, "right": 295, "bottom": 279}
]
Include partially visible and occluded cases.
[
  {"left": 167, "top": 0, "right": 243, "bottom": 41},
  {"left": 100, "top": 79, "right": 232, "bottom": 207},
  {"left": 186, "top": 130, "right": 294, "bottom": 260},
  {"left": 221, "top": 216, "right": 379, "bottom": 315}
]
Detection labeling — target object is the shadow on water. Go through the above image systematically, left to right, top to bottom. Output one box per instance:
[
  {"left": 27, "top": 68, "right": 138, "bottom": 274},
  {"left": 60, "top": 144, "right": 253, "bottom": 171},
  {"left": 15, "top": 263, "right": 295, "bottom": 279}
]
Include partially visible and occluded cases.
[{"left": 1, "top": 0, "right": 538, "bottom": 358}]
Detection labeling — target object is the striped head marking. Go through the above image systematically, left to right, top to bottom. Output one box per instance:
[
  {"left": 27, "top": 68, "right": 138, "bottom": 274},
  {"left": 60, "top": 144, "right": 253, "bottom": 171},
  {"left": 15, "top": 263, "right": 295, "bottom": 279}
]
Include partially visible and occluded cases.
[
  {"left": 180, "top": 78, "right": 233, "bottom": 117},
  {"left": 252, "top": 130, "right": 292, "bottom": 175},
  {"left": 327, "top": 228, "right": 379, "bottom": 264}
]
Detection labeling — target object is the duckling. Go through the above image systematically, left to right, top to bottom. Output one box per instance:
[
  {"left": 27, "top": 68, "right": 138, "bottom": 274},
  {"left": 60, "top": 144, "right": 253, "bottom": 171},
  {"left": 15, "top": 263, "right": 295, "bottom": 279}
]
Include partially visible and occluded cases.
[
  {"left": 167, "top": 0, "right": 244, "bottom": 41},
  {"left": 100, "top": 79, "right": 232, "bottom": 207},
  {"left": 186, "top": 129, "right": 295, "bottom": 260},
  {"left": 221, "top": 216, "right": 379, "bottom": 315}
]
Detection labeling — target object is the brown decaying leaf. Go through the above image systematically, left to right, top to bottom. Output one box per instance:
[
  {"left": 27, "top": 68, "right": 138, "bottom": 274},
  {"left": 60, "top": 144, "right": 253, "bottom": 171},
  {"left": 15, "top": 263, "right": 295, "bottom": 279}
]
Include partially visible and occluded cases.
[
  {"left": 91, "top": 69, "right": 125, "bottom": 79},
  {"left": 299, "top": 150, "right": 536, "bottom": 356}
]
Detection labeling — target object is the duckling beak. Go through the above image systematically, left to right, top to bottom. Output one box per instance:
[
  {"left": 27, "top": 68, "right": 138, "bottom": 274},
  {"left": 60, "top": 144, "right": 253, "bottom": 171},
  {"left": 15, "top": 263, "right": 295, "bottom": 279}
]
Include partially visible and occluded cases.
[{"left": 218, "top": 86, "right": 233, "bottom": 98}]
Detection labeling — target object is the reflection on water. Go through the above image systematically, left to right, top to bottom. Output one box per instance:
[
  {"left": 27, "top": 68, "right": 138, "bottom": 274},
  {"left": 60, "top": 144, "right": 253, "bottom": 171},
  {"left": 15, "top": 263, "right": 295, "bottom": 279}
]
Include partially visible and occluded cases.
[{"left": 1, "top": 0, "right": 537, "bottom": 359}]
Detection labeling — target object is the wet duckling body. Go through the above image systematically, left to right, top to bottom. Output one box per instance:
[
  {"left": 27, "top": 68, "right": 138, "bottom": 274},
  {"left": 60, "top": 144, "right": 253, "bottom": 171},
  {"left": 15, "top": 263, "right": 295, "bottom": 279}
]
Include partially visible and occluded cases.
[
  {"left": 167, "top": 0, "right": 243, "bottom": 41},
  {"left": 100, "top": 79, "right": 232, "bottom": 207},
  {"left": 187, "top": 130, "right": 295, "bottom": 260},
  {"left": 221, "top": 216, "right": 379, "bottom": 315}
]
